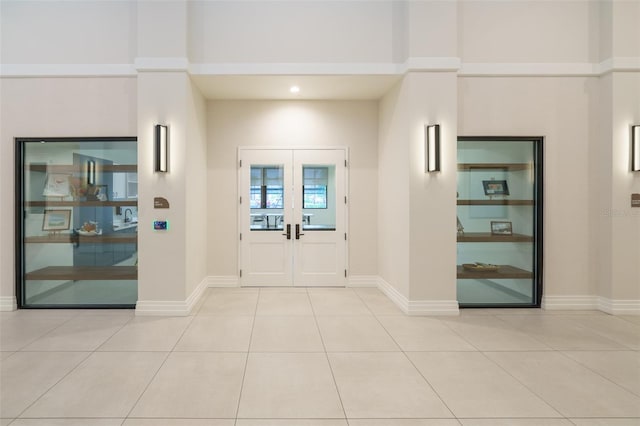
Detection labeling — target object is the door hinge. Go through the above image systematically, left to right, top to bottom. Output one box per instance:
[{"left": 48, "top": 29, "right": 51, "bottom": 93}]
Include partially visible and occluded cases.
[
  {"left": 239, "top": 160, "right": 242, "bottom": 167},
  {"left": 344, "top": 160, "right": 348, "bottom": 167},
  {"left": 239, "top": 196, "right": 242, "bottom": 204},
  {"left": 344, "top": 196, "right": 347, "bottom": 204},
  {"left": 240, "top": 233, "right": 242, "bottom": 241},
  {"left": 344, "top": 233, "right": 347, "bottom": 241},
  {"left": 240, "top": 269, "right": 242, "bottom": 278},
  {"left": 344, "top": 269, "right": 347, "bottom": 278}
]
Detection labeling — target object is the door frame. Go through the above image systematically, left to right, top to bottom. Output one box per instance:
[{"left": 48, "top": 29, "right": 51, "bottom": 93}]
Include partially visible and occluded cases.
[{"left": 237, "top": 146, "right": 350, "bottom": 287}]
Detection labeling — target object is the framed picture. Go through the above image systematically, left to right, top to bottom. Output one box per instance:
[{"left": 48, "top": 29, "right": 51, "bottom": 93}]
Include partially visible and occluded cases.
[
  {"left": 43, "top": 174, "right": 71, "bottom": 197},
  {"left": 482, "top": 180, "right": 510, "bottom": 196},
  {"left": 42, "top": 209, "right": 72, "bottom": 231},
  {"left": 491, "top": 221, "right": 513, "bottom": 235}
]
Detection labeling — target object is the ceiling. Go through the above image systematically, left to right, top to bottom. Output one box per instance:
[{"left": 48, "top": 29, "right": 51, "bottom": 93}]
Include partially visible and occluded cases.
[{"left": 191, "top": 75, "right": 401, "bottom": 100}]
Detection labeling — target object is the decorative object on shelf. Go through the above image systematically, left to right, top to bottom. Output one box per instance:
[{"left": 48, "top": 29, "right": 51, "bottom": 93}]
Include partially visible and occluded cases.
[
  {"left": 155, "top": 124, "right": 169, "bottom": 173},
  {"left": 425, "top": 124, "right": 440, "bottom": 172},
  {"left": 632, "top": 125, "right": 639, "bottom": 172},
  {"left": 86, "top": 160, "right": 96, "bottom": 186},
  {"left": 43, "top": 174, "right": 72, "bottom": 198},
  {"left": 482, "top": 179, "right": 509, "bottom": 196},
  {"left": 86, "top": 184, "right": 109, "bottom": 201},
  {"left": 632, "top": 194, "right": 640, "bottom": 208},
  {"left": 42, "top": 209, "right": 71, "bottom": 232},
  {"left": 457, "top": 216, "right": 465, "bottom": 235},
  {"left": 77, "top": 221, "right": 101, "bottom": 236},
  {"left": 490, "top": 221, "right": 513, "bottom": 235},
  {"left": 462, "top": 262, "right": 500, "bottom": 272}
]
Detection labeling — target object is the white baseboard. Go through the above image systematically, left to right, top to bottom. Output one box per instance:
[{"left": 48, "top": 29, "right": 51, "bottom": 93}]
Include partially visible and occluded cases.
[
  {"left": 347, "top": 275, "right": 378, "bottom": 288},
  {"left": 207, "top": 276, "right": 239, "bottom": 288},
  {"left": 136, "top": 277, "right": 208, "bottom": 316},
  {"left": 377, "top": 277, "right": 459, "bottom": 316},
  {"left": 542, "top": 295, "right": 600, "bottom": 311},
  {"left": 542, "top": 295, "right": 640, "bottom": 315},
  {"left": 0, "top": 296, "right": 17, "bottom": 312},
  {"left": 598, "top": 298, "right": 640, "bottom": 315}
]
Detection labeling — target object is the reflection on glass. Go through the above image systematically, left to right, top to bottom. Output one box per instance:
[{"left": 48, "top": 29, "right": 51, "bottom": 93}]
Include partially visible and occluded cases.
[
  {"left": 456, "top": 138, "right": 541, "bottom": 307},
  {"left": 19, "top": 139, "right": 138, "bottom": 307},
  {"left": 250, "top": 165, "right": 284, "bottom": 231},
  {"left": 302, "top": 165, "right": 336, "bottom": 231}
]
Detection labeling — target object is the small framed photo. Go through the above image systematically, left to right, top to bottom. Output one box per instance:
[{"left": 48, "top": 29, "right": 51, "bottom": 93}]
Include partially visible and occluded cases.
[
  {"left": 43, "top": 174, "right": 72, "bottom": 197},
  {"left": 482, "top": 180, "right": 510, "bottom": 196},
  {"left": 87, "top": 184, "right": 109, "bottom": 201},
  {"left": 42, "top": 209, "right": 71, "bottom": 231},
  {"left": 491, "top": 221, "right": 513, "bottom": 235}
]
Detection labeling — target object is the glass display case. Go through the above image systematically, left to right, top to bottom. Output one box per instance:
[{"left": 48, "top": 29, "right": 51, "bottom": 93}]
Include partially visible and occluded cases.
[
  {"left": 16, "top": 137, "right": 138, "bottom": 308},
  {"left": 456, "top": 137, "right": 543, "bottom": 307}
]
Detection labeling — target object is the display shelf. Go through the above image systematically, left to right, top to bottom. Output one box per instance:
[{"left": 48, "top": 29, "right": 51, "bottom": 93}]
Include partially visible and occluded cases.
[
  {"left": 458, "top": 163, "right": 531, "bottom": 171},
  {"left": 27, "top": 164, "right": 137, "bottom": 173},
  {"left": 457, "top": 199, "right": 534, "bottom": 206},
  {"left": 26, "top": 200, "right": 137, "bottom": 207},
  {"left": 457, "top": 233, "right": 533, "bottom": 243},
  {"left": 25, "top": 234, "right": 138, "bottom": 244},
  {"left": 457, "top": 265, "right": 533, "bottom": 279},
  {"left": 25, "top": 266, "right": 138, "bottom": 281}
]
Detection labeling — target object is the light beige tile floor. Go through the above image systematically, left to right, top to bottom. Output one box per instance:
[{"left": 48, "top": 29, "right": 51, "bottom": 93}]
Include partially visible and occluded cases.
[{"left": 0, "top": 287, "right": 638, "bottom": 425}]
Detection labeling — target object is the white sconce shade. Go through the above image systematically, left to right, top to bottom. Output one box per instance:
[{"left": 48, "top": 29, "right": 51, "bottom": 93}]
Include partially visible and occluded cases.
[
  {"left": 155, "top": 124, "right": 168, "bottom": 173},
  {"left": 425, "top": 124, "right": 441, "bottom": 172},
  {"left": 633, "top": 125, "right": 640, "bottom": 172},
  {"left": 87, "top": 160, "right": 96, "bottom": 185}
]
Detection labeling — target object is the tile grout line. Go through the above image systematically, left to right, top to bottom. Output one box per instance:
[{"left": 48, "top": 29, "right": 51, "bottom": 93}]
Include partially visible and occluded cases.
[
  {"left": 232, "top": 287, "right": 261, "bottom": 425},
  {"left": 306, "top": 288, "right": 350, "bottom": 424},
  {"left": 355, "top": 289, "right": 459, "bottom": 421},
  {"left": 12, "top": 311, "right": 81, "bottom": 352},
  {"left": 11, "top": 312, "right": 135, "bottom": 421},
  {"left": 121, "top": 313, "right": 197, "bottom": 421},
  {"left": 489, "top": 313, "right": 640, "bottom": 405},
  {"left": 477, "top": 347, "right": 571, "bottom": 421},
  {"left": 556, "top": 349, "right": 640, "bottom": 399}
]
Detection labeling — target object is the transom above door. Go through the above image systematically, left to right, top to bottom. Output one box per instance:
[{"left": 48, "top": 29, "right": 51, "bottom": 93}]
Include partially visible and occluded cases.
[{"left": 238, "top": 148, "right": 347, "bottom": 287}]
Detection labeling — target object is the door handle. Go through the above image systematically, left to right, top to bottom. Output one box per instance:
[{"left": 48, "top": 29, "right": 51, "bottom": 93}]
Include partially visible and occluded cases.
[
  {"left": 282, "top": 224, "right": 291, "bottom": 240},
  {"left": 296, "top": 224, "right": 305, "bottom": 239}
]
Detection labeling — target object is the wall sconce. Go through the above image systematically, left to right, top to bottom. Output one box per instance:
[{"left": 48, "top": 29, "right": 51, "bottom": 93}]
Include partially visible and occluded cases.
[
  {"left": 155, "top": 124, "right": 168, "bottom": 172},
  {"left": 425, "top": 124, "right": 441, "bottom": 172},
  {"left": 632, "top": 125, "right": 640, "bottom": 172},
  {"left": 86, "top": 160, "right": 96, "bottom": 185}
]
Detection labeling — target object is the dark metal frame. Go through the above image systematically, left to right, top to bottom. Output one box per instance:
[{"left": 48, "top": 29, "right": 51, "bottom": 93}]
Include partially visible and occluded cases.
[
  {"left": 457, "top": 136, "right": 544, "bottom": 309},
  {"left": 15, "top": 137, "right": 137, "bottom": 309}
]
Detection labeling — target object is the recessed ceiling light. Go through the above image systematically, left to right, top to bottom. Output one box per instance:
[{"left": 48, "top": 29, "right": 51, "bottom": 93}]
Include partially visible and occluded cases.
[{"left": 290, "top": 86, "right": 300, "bottom": 94}]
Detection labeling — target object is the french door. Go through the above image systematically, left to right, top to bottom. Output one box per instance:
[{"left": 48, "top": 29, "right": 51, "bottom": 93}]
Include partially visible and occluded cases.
[{"left": 239, "top": 148, "right": 347, "bottom": 287}]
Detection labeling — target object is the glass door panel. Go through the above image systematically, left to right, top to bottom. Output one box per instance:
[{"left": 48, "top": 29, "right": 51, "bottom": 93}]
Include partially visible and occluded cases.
[
  {"left": 17, "top": 137, "right": 138, "bottom": 308},
  {"left": 456, "top": 137, "right": 543, "bottom": 307},
  {"left": 250, "top": 165, "right": 285, "bottom": 231},
  {"left": 302, "top": 165, "right": 336, "bottom": 231}
]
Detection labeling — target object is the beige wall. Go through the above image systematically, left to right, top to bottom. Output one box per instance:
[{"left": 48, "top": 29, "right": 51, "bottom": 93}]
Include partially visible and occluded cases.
[
  {"left": 1, "top": 1, "right": 136, "bottom": 64},
  {"left": 188, "top": 1, "right": 395, "bottom": 63},
  {"left": 459, "top": 1, "right": 598, "bottom": 63},
  {"left": 610, "top": 73, "right": 640, "bottom": 300},
  {"left": 458, "top": 76, "right": 595, "bottom": 297},
  {"left": 0, "top": 77, "right": 138, "bottom": 301},
  {"left": 185, "top": 80, "right": 208, "bottom": 296},
  {"left": 378, "top": 80, "right": 411, "bottom": 297},
  {"left": 206, "top": 100, "right": 379, "bottom": 279}
]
